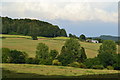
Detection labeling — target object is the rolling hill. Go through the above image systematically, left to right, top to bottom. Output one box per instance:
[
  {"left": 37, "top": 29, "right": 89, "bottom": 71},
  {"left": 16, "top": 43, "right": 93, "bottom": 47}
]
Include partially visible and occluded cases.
[{"left": 2, "top": 34, "right": 101, "bottom": 58}]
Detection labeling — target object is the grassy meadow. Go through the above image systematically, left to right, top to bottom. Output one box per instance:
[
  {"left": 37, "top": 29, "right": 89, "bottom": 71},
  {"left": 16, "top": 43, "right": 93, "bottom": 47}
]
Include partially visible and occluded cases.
[
  {"left": 1, "top": 34, "right": 102, "bottom": 58},
  {"left": 1, "top": 34, "right": 120, "bottom": 78},
  {"left": 2, "top": 63, "right": 120, "bottom": 78}
]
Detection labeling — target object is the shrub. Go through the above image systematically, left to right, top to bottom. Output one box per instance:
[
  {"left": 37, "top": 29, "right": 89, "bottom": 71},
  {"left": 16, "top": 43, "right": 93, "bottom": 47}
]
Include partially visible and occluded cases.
[
  {"left": 31, "top": 35, "right": 38, "bottom": 40},
  {"left": 98, "top": 40, "right": 116, "bottom": 54},
  {"left": 2, "top": 48, "right": 11, "bottom": 63},
  {"left": 10, "top": 50, "right": 28, "bottom": 63},
  {"left": 49, "top": 50, "right": 58, "bottom": 60},
  {"left": 97, "top": 53, "right": 115, "bottom": 67},
  {"left": 84, "top": 57, "right": 101, "bottom": 68},
  {"left": 26, "top": 58, "right": 39, "bottom": 64},
  {"left": 52, "top": 59, "right": 62, "bottom": 66},
  {"left": 69, "top": 62, "right": 80, "bottom": 68},
  {"left": 79, "top": 63, "right": 86, "bottom": 68},
  {"left": 113, "top": 63, "right": 120, "bottom": 70},
  {"left": 92, "top": 65, "right": 104, "bottom": 69},
  {"left": 107, "top": 66, "right": 114, "bottom": 70}
]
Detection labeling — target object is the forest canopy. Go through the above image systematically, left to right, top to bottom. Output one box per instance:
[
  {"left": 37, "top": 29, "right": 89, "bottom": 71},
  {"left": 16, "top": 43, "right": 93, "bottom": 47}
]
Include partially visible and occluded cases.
[{"left": 1, "top": 16, "right": 67, "bottom": 37}]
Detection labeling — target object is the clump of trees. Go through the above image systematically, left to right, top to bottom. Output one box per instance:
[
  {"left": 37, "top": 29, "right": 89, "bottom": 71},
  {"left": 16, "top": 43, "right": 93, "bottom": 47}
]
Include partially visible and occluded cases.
[
  {"left": 1, "top": 16, "right": 67, "bottom": 37},
  {"left": 57, "top": 38, "right": 87, "bottom": 66},
  {"left": 84, "top": 40, "right": 120, "bottom": 70},
  {"left": 36, "top": 43, "right": 59, "bottom": 65},
  {"left": 2, "top": 48, "right": 28, "bottom": 63}
]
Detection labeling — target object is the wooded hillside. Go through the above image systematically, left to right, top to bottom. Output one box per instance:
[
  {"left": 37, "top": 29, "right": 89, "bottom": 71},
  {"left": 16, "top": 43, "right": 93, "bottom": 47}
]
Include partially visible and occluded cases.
[{"left": 1, "top": 16, "right": 67, "bottom": 37}]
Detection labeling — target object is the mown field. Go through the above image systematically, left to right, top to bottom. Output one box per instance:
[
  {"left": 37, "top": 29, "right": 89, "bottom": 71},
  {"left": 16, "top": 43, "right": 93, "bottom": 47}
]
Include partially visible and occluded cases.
[
  {"left": 1, "top": 34, "right": 102, "bottom": 58},
  {"left": 2, "top": 63, "right": 120, "bottom": 78}
]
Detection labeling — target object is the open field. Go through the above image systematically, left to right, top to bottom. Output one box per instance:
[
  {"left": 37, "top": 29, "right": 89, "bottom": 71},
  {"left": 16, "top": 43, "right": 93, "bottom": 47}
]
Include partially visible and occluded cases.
[
  {"left": 1, "top": 34, "right": 102, "bottom": 58},
  {"left": 2, "top": 63, "right": 120, "bottom": 78}
]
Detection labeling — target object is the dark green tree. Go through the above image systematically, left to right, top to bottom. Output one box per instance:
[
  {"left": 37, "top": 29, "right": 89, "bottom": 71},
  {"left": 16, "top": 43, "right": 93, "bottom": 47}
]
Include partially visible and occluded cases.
[
  {"left": 59, "top": 29, "right": 67, "bottom": 37},
  {"left": 69, "top": 33, "right": 79, "bottom": 39},
  {"left": 79, "top": 34, "right": 86, "bottom": 40},
  {"left": 31, "top": 35, "right": 38, "bottom": 40},
  {"left": 58, "top": 38, "right": 81, "bottom": 66},
  {"left": 98, "top": 40, "right": 116, "bottom": 54},
  {"left": 98, "top": 40, "right": 117, "bottom": 67},
  {"left": 116, "top": 40, "right": 120, "bottom": 45},
  {"left": 36, "top": 43, "right": 50, "bottom": 64},
  {"left": 79, "top": 47, "right": 87, "bottom": 62},
  {"left": 2, "top": 48, "right": 11, "bottom": 63},
  {"left": 10, "top": 50, "right": 28, "bottom": 63},
  {"left": 49, "top": 50, "right": 58, "bottom": 60},
  {"left": 97, "top": 53, "right": 115, "bottom": 67},
  {"left": 26, "top": 57, "right": 39, "bottom": 64},
  {"left": 84, "top": 57, "right": 101, "bottom": 68}
]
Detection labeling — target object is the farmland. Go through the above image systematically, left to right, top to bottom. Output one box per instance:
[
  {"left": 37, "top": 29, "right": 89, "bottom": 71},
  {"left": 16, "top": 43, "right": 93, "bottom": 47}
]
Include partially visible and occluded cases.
[
  {"left": 1, "top": 34, "right": 101, "bottom": 58},
  {"left": 1, "top": 34, "right": 120, "bottom": 79}
]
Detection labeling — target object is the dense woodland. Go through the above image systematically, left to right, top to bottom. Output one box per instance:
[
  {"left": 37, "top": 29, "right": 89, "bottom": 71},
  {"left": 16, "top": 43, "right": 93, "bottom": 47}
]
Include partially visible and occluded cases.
[{"left": 1, "top": 16, "right": 67, "bottom": 37}]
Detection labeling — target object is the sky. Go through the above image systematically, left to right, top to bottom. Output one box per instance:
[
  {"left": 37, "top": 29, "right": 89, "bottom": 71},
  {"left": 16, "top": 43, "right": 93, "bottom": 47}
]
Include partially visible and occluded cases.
[{"left": 0, "top": 0, "right": 119, "bottom": 37}]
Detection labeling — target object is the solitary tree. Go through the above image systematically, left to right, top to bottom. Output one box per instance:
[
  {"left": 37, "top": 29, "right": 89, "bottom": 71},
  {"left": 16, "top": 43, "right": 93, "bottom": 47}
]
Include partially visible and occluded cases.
[
  {"left": 79, "top": 34, "right": 86, "bottom": 40},
  {"left": 58, "top": 38, "right": 81, "bottom": 66}
]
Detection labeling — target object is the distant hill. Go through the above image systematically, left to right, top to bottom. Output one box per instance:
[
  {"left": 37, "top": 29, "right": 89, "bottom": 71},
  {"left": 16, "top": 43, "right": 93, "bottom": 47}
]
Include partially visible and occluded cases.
[
  {"left": 1, "top": 16, "right": 67, "bottom": 37},
  {"left": 92, "top": 35, "right": 119, "bottom": 41}
]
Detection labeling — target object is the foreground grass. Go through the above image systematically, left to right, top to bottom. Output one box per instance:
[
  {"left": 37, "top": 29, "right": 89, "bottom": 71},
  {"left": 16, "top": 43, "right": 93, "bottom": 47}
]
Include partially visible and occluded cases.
[
  {"left": 2, "top": 34, "right": 101, "bottom": 58},
  {"left": 2, "top": 63, "right": 119, "bottom": 78}
]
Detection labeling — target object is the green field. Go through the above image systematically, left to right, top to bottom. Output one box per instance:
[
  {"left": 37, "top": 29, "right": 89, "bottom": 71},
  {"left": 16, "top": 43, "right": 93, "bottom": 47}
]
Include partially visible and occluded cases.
[
  {"left": 1, "top": 34, "right": 120, "bottom": 78},
  {"left": 2, "top": 34, "right": 101, "bottom": 58},
  {"left": 2, "top": 63, "right": 120, "bottom": 78}
]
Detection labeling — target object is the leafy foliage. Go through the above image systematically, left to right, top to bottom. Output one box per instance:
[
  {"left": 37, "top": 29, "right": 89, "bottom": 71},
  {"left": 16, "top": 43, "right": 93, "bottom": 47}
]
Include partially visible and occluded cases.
[
  {"left": 1, "top": 16, "right": 67, "bottom": 37},
  {"left": 69, "top": 33, "right": 79, "bottom": 39},
  {"left": 79, "top": 34, "right": 86, "bottom": 41},
  {"left": 58, "top": 38, "right": 82, "bottom": 65},
  {"left": 58, "top": 38, "right": 87, "bottom": 66},
  {"left": 98, "top": 40, "right": 116, "bottom": 54},
  {"left": 36, "top": 43, "right": 50, "bottom": 64},
  {"left": 79, "top": 47, "right": 87, "bottom": 62},
  {"left": 2, "top": 48, "right": 11, "bottom": 63},
  {"left": 10, "top": 50, "right": 28, "bottom": 63},
  {"left": 49, "top": 50, "right": 58, "bottom": 60},
  {"left": 97, "top": 53, "right": 115, "bottom": 67},
  {"left": 84, "top": 57, "right": 101, "bottom": 68},
  {"left": 26, "top": 58, "right": 39, "bottom": 64},
  {"left": 52, "top": 59, "right": 62, "bottom": 66},
  {"left": 69, "top": 62, "right": 80, "bottom": 68},
  {"left": 107, "top": 66, "right": 114, "bottom": 70}
]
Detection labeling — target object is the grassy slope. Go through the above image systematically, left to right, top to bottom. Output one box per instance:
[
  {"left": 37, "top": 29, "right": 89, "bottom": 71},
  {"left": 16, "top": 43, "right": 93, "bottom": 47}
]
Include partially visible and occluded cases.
[
  {"left": 2, "top": 34, "right": 101, "bottom": 58},
  {"left": 2, "top": 63, "right": 119, "bottom": 78}
]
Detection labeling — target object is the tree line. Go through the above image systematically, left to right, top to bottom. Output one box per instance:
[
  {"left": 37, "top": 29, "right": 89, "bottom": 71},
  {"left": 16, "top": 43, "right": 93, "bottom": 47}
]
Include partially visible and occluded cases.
[
  {"left": 1, "top": 16, "right": 67, "bottom": 37},
  {"left": 2, "top": 38, "right": 120, "bottom": 70}
]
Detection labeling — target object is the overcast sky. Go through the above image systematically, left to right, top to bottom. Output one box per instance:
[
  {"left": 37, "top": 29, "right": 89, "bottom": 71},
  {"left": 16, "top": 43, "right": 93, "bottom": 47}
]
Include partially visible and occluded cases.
[{"left": 0, "top": 0, "right": 118, "bottom": 37}]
